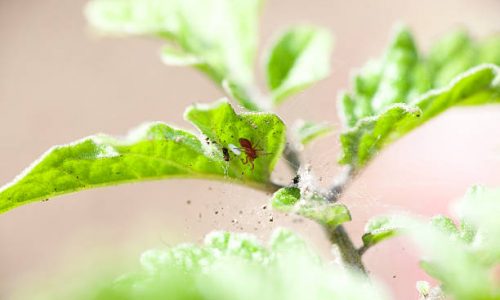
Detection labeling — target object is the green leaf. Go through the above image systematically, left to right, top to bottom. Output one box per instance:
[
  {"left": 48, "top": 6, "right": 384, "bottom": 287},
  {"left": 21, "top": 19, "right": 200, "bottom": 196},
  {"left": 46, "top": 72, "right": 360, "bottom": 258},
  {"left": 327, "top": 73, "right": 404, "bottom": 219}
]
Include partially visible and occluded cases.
[
  {"left": 86, "top": 0, "right": 263, "bottom": 110},
  {"left": 265, "top": 25, "right": 333, "bottom": 104},
  {"left": 338, "top": 25, "right": 500, "bottom": 171},
  {"left": 428, "top": 31, "right": 500, "bottom": 87},
  {"left": 479, "top": 36, "right": 500, "bottom": 66},
  {"left": 161, "top": 46, "right": 204, "bottom": 66},
  {"left": 340, "top": 64, "right": 500, "bottom": 169},
  {"left": 222, "top": 79, "right": 262, "bottom": 112},
  {"left": 0, "top": 100, "right": 285, "bottom": 214},
  {"left": 184, "top": 100, "right": 286, "bottom": 181},
  {"left": 293, "top": 119, "right": 333, "bottom": 147},
  {"left": 457, "top": 186, "right": 500, "bottom": 265},
  {"left": 271, "top": 187, "right": 351, "bottom": 229},
  {"left": 271, "top": 187, "right": 301, "bottom": 210},
  {"left": 385, "top": 187, "right": 500, "bottom": 300},
  {"left": 430, "top": 215, "right": 459, "bottom": 236},
  {"left": 362, "top": 216, "right": 400, "bottom": 248},
  {"left": 410, "top": 222, "right": 498, "bottom": 300},
  {"left": 18, "top": 229, "right": 390, "bottom": 300}
]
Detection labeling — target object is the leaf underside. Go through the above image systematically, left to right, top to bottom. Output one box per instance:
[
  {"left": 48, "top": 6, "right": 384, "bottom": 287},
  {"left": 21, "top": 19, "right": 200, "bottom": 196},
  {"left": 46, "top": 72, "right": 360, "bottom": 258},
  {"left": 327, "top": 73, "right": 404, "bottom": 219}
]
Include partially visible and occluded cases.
[
  {"left": 86, "top": 0, "right": 263, "bottom": 110},
  {"left": 266, "top": 25, "right": 333, "bottom": 104},
  {"left": 293, "top": 120, "right": 333, "bottom": 147},
  {"left": 362, "top": 216, "right": 400, "bottom": 248}
]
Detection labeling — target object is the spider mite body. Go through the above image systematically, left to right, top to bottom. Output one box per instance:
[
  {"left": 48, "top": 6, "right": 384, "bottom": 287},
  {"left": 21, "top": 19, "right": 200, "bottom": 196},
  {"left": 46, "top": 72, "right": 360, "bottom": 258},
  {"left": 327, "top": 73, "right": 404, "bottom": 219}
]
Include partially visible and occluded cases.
[
  {"left": 239, "top": 138, "right": 263, "bottom": 170},
  {"left": 222, "top": 147, "right": 230, "bottom": 161}
]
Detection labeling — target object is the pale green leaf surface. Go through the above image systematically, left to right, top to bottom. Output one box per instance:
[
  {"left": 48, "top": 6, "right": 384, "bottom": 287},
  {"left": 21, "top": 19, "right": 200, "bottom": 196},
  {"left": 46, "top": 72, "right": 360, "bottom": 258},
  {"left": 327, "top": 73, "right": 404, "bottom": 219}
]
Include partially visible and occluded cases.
[
  {"left": 86, "top": 0, "right": 262, "bottom": 110},
  {"left": 266, "top": 26, "right": 333, "bottom": 104},
  {"left": 338, "top": 26, "right": 500, "bottom": 170},
  {"left": 428, "top": 31, "right": 500, "bottom": 86},
  {"left": 161, "top": 46, "right": 204, "bottom": 66},
  {"left": 340, "top": 64, "right": 500, "bottom": 169},
  {"left": 222, "top": 79, "right": 261, "bottom": 112},
  {"left": 0, "top": 100, "right": 285, "bottom": 213},
  {"left": 184, "top": 100, "right": 286, "bottom": 182},
  {"left": 293, "top": 120, "right": 333, "bottom": 147},
  {"left": 456, "top": 186, "right": 500, "bottom": 265},
  {"left": 271, "top": 187, "right": 351, "bottom": 228},
  {"left": 373, "top": 187, "right": 500, "bottom": 300},
  {"left": 430, "top": 215, "right": 459, "bottom": 237},
  {"left": 362, "top": 216, "right": 401, "bottom": 248},
  {"left": 409, "top": 221, "right": 498, "bottom": 300},
  {"left": 17, "top": 229, "right": 390, "bottom": 300}
]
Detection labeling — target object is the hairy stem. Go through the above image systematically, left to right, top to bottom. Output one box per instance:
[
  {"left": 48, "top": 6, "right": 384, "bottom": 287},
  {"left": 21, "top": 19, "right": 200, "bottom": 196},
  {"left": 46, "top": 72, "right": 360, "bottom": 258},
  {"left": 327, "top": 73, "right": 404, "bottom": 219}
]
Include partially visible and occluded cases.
[
  {"left": 241, "top": 86, "right": 364, "bottom": 272},
  {"left": 283, "top": 143, "right": 301, "bottom": 174},
  {"left": 324, "top": 165, "right": 366, "bottom": 273},
  {"left": 327, "top": 165, "right": 354, "bottom": 202},
  {"left": 326, "top": 225, "right": 366, "bottom": 273},
  {"left": 357, "top": 244, "right": 370, "bottom": 256}
]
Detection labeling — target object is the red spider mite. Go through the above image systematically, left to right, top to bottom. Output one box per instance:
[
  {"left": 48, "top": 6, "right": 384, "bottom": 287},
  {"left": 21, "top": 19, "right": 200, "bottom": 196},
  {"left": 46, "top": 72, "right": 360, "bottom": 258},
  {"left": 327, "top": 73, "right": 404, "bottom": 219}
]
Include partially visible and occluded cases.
[{"left": 239, "top": 138, "right": 268, "bottom": 170}]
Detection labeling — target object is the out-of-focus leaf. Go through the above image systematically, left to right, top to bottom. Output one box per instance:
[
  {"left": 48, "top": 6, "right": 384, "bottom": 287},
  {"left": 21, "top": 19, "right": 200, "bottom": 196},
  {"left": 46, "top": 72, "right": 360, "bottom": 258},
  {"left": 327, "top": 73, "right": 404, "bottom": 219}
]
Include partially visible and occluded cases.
[
  {"left": 86, "top": 0, "right": 263, "bottom": 110},
  {"left": 265, "top": 26, "right": 333, "bottom": 104},
  {"left": 338, "top": 26, "right": 500, "bottom": 171},
  {"left": 428, "top": 31, "right": 500, "bottom": 87},
  {"left": 479, "top": 36, "right": 500, "bottom": 66},
  {"left": 161, "top": 46, "right": 204, "bottom": 66},
  {"left": 340, "top": 64, "right": 500, "bottom": 169},
  {"left": 222, "top": 79, "right": 263, "bottom": 111},
  {"left": 0, "top": 100, "right": 285, "bottom": 213},
  {"left": 293, "top": 120, "right": 333, "bottom": 147},
  {"left": 383, "top": 186, "right": 500, "bottom": 300},
  {"left": 456, "top": 186, "right": 500, "bottom": 265},
  {"left": 271, "top": 187, "right": 351, "bottom": 229},
  {"left": 430, "top": 215, "right": 459, "bottom": 236},
  {"left": 362, "top": 216, "right": 400, "bottom": 248},
  {"left": 410, "top": 222, "right": 498, "bottom": 300},
  {"left": 17, "top": 229, "right": 390, "bottom": 300}
]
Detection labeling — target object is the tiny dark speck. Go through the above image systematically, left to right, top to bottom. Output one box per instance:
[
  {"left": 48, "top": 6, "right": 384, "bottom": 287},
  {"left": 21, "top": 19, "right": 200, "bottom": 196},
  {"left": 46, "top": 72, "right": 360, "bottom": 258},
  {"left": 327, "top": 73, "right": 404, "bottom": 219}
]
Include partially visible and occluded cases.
[
  {"left": 186, "top": 200, "right": 191, "bottom": 205},
  {"left": 214, "top": 210, "right": 219, "bottom": 215},
  {"left": 392, "top": 275, "right": 396, "bottom": 279}
]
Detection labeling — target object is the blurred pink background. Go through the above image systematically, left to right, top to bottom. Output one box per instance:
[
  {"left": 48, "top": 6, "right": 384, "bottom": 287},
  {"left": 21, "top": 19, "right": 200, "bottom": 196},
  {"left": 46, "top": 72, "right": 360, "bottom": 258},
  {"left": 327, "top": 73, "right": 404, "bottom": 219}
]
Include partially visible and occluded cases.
[{"left": 1, "top": 0, "right": 500, "bottom": 298}]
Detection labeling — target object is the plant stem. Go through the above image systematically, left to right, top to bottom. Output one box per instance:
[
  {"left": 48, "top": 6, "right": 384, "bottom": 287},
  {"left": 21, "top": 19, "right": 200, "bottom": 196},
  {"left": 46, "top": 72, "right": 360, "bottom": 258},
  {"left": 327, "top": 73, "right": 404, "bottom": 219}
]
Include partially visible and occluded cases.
[
  {"left": 240, "top": 86, "right": 364, "bottom": 272},
  {"left": 283, "top": 143, "right": 301, "bottom": 174},
  {"left": 324, "top": 165, "right": 366, "bottom": 273},
  {"left": 327, "top": 165, "right": 354, "bottom": 202},
  {"left": 326, "top": 225, "right": 366, "bottom": 273}
]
